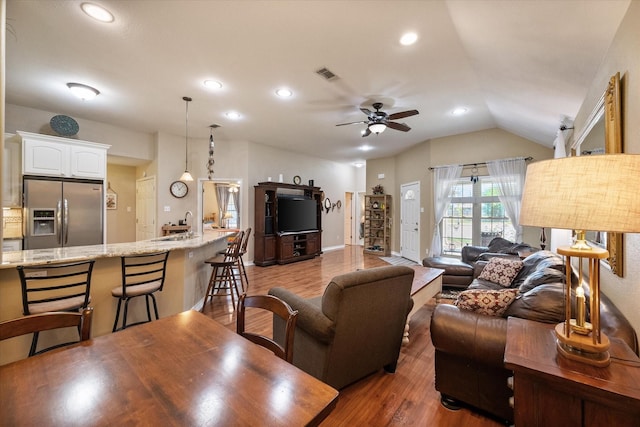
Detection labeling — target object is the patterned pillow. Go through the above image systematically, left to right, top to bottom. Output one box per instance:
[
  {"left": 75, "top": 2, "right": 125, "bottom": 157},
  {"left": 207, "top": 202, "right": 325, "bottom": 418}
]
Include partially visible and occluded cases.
[
  {"left": 477, "top": 257, "right": 523, "bottom": 287},
  {"left": 455, "top": 288, "right": 520, "bottom": 316}
]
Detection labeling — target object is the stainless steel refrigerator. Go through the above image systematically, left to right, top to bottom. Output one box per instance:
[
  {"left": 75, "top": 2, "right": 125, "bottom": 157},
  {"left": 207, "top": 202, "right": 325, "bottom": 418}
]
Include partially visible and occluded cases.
[{"left": 23, "top": 176, "right": 104, "bottom": 249}]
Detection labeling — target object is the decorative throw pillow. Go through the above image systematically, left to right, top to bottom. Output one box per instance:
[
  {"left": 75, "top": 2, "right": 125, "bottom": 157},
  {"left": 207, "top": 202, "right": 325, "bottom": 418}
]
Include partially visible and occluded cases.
[
  {"left": 477, "top": 257, "right": 524, "bottom": 287},
  {"left": 455, "top": 288, "right": 520, "bottom": 316}
]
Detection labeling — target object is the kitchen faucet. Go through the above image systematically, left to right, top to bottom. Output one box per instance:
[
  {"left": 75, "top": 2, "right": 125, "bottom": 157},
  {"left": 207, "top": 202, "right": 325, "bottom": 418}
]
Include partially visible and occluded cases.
[{"left": 184, "top": 211, "right": 193, "bottom": 237}]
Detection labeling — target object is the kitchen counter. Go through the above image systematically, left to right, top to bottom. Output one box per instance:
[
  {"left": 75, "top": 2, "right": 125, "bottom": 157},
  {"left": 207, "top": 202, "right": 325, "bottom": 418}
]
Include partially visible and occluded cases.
[
  {"left": 0, "top": 230, "right": 235, "bottom": 365},
  {"left": 1, "top": 230, "right": 234, "bottom": 269}
]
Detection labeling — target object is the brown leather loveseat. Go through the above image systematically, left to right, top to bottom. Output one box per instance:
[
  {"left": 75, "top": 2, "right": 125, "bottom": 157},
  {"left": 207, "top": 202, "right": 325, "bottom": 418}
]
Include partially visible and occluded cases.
[{"left": 430, "top": 251, "right": 638, "bottom": 423}]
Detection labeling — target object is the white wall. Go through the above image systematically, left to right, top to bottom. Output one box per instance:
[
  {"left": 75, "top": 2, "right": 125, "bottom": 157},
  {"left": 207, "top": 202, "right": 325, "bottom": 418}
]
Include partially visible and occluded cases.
[
  {"left": 571, "top": 2, "right": 640, "bottom": 336},
  {"left": 6, "top": 104, "right": 154, "bottom": 162}
]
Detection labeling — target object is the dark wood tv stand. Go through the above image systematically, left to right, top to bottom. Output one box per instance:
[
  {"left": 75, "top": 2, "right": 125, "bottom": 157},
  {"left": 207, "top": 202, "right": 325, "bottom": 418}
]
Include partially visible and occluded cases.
[{"left": 254, "top": 182, "right": 322, "bottom": 266}]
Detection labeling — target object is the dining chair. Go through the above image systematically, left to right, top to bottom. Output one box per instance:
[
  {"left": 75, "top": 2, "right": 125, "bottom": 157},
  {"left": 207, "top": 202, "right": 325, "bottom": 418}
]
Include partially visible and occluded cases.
[
  {"left": 202, "top": 231, "right": 244, "bottom": 312},
  {"left": 111, "top": 251, "right": 170, "bottom": 332},
  {"left": 17, "top": 260, "right": 94, "bottom": 355},
  {"left": 236, "top": 293, "right": 298, "bottom": 363},
  {"left": 0, "top": 308, "right": 93, "bottom": 357}
]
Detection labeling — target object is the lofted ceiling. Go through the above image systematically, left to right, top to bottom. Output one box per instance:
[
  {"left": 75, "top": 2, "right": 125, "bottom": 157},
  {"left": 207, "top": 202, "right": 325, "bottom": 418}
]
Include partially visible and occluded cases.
[{"left": 5, "top": 0, "right": 631, "bottom": 164}]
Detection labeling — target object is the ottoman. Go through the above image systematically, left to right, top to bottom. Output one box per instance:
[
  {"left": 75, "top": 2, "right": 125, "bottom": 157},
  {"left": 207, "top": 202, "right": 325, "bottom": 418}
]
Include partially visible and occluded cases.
[{"left": 422, "top": 256, "right": 473, "bottom": 289}]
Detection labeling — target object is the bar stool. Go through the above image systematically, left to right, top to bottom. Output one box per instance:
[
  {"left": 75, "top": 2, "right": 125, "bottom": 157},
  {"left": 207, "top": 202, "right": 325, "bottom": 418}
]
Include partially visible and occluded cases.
[
  {"left": 236, "top": 227, "right": 252, "bottom": 292},
  {"left": 202, "top": 231, "right": 244, "bottom": 312},
  {"left": 111, "top": 251, "right": 170, "bottom": 332},
  {"left": 17, "top": 260, "right": 94, "bottom": 356}
]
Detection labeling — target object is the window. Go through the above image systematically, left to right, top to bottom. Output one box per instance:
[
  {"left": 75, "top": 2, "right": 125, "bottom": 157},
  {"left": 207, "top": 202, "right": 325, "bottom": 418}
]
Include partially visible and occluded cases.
[
  {"left": 441, "top": 177, "right": 515, "bottom": 256},
  {"left": 226, "top": 196, "right": 238, "bottom": 229}
]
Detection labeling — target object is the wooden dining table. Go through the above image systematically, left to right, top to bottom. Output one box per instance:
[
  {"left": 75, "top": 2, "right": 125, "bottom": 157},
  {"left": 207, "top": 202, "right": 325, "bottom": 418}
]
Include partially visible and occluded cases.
[{"left": 0, "top": 310, "right": 339, "bottom": 426}]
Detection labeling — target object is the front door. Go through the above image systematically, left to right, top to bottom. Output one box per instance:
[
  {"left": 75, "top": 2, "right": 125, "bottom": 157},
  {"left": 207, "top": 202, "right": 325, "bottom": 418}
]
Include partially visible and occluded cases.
[{"left": 400, "top": 182, "right": 420, "bottom": 262}]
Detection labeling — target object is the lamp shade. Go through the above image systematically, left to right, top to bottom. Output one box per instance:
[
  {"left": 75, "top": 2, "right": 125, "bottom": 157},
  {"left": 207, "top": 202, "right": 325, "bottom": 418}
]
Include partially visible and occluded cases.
[
  {"left": 369, "top": 123, "right": 386, "bottom": 134},
  {"left": 519, "top": 154, "right": 640, "bottom": 233}
]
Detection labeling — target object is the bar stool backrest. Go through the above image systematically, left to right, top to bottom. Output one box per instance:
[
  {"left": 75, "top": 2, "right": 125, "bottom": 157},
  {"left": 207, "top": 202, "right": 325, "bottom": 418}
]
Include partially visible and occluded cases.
[
  {"left": 223, "top": 231, "right": 244, "bottom": 261},
  {"left": 120, "top": 251, "right": 170, "bottom": 296},
  {"left": 17, "top": 260, "right": 95, "bottom": 315}
]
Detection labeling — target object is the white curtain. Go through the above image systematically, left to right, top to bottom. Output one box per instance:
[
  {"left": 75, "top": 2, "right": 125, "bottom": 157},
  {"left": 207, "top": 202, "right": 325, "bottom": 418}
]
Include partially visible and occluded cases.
[
  {"left": 487, "top": 158, "right": 527, "bottom": 242},
  {"left": 429, "top": 165, "right": 463, "bottom": 256},
  {"left": 215, "top": 184, "right": 230, "bottom": 223}
]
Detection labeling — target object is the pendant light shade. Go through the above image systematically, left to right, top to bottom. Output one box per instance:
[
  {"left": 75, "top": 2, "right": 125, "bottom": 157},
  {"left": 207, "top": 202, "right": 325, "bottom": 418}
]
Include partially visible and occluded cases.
[{"left": 180, "top": 96, "right": 194, "bottom": 182}]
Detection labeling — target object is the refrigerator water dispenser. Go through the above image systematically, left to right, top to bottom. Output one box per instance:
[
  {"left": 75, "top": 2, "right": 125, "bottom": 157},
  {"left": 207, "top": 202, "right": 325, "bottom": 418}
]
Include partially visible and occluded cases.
[{"left": 31, "top": 209, "right": 56, "bottom": 236}]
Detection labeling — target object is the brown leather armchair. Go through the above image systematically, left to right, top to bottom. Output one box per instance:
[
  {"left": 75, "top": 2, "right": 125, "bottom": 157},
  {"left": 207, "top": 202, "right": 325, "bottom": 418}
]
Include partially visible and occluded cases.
[
  {"left": 430, "top": 251, "right": 638, "bottom": 423},
  {"left": 269, "top": 265, "right": 415, "bottom": 389}
]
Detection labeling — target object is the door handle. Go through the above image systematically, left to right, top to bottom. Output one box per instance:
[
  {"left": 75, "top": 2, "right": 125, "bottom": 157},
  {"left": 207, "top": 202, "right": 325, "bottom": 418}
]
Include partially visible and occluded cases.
[
  {"left": 64, "top": 199, "right": 69, "bottom": 245},
  {"left": 57, "top": 200, "right": 63, "bottom": 245}
]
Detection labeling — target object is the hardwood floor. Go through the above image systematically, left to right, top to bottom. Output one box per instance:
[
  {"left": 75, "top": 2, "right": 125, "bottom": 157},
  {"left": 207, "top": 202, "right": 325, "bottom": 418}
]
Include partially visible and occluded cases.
[{"left": 202, "top": 246, "right": 503, "bottom": 427}]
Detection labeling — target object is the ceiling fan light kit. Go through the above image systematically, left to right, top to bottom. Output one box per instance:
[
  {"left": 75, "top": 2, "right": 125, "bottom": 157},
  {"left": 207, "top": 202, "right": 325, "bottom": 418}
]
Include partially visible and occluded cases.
[
  {"left": 336, "top": 102, "right": 419, "bottom": 137},
  {"left": 369, "top": 123, "right": 387, "bottom": 134}
]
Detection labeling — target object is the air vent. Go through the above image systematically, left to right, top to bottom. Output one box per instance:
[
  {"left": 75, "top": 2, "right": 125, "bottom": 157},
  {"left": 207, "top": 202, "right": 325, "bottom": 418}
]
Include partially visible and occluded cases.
[{"left": 316, "top": 67, "right": 338, "bottom": 81}]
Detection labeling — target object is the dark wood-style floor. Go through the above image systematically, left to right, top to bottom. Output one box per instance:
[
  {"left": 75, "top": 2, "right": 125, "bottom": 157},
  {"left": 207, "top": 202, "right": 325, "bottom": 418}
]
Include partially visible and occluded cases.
[{"left": 202, "top": 246, "right": 503, "bottom": 427}]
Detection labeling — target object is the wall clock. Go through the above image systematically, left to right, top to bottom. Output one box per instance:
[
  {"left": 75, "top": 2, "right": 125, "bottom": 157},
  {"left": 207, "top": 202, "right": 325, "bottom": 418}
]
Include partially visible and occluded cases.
[
  {"left": 293, "top": 175, "right": 301, "bottom": 185},
  {"left": 170, "top": 180, "right": 189, "bottom": 198}
]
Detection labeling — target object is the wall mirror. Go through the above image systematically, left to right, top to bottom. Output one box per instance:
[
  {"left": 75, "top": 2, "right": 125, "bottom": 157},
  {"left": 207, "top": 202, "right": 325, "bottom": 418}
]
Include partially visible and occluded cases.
[{"left": 572, "top": 72, "right": 623, "bottom": 276}]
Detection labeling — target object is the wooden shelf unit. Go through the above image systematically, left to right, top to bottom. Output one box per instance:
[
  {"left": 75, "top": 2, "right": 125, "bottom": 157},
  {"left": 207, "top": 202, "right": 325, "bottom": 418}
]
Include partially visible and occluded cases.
[
  {"left": 254, "top": 182, "right": 322, "bottom": 266},
  {"left": 363, "top": 194, "right": 391, "bottom": 256}
]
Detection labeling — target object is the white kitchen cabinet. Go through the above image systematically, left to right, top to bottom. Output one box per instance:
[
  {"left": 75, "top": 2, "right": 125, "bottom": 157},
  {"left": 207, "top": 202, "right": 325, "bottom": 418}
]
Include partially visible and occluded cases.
[
  {"left": 19, "top": 131, "right": 110, "bottom": 179},
  {"left": 3, "top": 134, "right": 22, "bottom": 207},
  {"left": 23, "top": 137, "right": 70, "bottom": 176},
  {"left": 70, "top": 145, "right": 106, "bottom": 179}
]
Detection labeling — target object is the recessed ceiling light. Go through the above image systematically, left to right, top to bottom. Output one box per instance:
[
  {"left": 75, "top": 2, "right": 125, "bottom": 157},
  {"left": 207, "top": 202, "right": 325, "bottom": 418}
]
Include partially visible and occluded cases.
[
  {"left": 81, "top": 2, "right": 114, "bottom": 23},
  {"left": 400, "top": 32, "right": 418, "bottom": 46},
  {"left": 204, "top": 80, "right": 223, "bottom": 89},
  {"left": 67, "top": 82, "right": 100, "bottom": 100},
  {"left": 275, "top": 88, "right": 293, "bottom": 98},
  {"left": 452, "top": 107, "right": 468, "bottom": 116},
  {"left": 225, "top": 111, "right": 241, "bottom": 120},
  {"left": 359, "top": 145, "right": 373, "bottom": 152},
  {"left": 352, "top": 162, "right": 364, "bottom": 168}
]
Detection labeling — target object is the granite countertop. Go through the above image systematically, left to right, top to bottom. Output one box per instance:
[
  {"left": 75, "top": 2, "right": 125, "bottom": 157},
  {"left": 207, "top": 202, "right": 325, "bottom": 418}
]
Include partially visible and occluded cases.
[{"left": 0, "top": 231, "right": 236, "bottom": 269}]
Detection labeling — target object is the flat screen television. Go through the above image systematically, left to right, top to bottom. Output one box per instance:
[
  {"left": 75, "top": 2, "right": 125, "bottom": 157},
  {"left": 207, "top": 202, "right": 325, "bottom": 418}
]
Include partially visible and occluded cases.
[{"left": 277, "top": 197, "right": 317, "bottom": 232}]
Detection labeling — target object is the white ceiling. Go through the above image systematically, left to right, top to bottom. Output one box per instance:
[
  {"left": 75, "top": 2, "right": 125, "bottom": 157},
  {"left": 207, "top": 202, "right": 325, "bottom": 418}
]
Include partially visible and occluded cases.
[{"left": 5, "top": 0, "right": 631, "bottom": 164}]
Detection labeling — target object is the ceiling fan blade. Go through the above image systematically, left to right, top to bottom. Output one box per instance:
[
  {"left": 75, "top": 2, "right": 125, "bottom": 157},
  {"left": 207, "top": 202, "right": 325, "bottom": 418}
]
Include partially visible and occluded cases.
[
  {"left": 360, "top": 107, "right": 373, "bottom": 116},
  {"left": 388, "top": 109, "right": 419, "bottom": 120},
  {"left": 336, "top": 120, "right": 367, "bottom": 127},
  {"left": 387, "top": 121, "right": 411, "bottom": 132},
  {"left": 361, "top": 128, "right": 371, "bottom": 137}
]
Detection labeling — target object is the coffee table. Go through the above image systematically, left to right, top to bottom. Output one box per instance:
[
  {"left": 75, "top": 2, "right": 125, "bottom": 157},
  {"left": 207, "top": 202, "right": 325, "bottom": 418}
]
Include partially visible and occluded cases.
[{"left": 403, "top": 266, "right": 444, "bottom": 344}]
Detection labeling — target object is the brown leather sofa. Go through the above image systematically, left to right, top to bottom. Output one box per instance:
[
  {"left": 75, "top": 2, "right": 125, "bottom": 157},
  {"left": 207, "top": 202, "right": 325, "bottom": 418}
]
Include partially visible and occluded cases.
[
  {"left": 423, "top": 238, "right": 538, "bottom": 289},
  {"left": 430, "top": 251, "right": 638, "bottom": 423},
  {"left": 269, "top": 265, "right": 415, "bottom": 389}
]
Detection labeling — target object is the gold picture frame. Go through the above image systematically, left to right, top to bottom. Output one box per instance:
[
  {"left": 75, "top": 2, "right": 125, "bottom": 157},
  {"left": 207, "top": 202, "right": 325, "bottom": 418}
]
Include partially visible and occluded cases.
[{"left": 603, "top": 72, "right": 623, "bottom": 276}]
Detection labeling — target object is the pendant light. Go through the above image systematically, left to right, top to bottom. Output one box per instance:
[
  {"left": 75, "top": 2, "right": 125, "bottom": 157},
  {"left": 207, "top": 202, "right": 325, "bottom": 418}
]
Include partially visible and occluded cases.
[{"left": 179, "top": 96, "right": 194, "bottom": 182}]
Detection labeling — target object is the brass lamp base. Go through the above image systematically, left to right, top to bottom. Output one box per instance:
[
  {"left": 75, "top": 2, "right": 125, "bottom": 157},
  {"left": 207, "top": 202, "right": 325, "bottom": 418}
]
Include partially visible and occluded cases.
[{"left": 555, "top": 323, "right": 610, "bottom": 367}]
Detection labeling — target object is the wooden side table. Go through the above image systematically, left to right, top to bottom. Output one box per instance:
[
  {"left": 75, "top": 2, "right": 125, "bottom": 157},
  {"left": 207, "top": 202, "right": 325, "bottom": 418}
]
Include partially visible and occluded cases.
[
  {"left": 161, "top": 225, "right": 190, "bottom": 236},
  {"left": 504, "top": 317, "right": 640, "bottom": 427}
]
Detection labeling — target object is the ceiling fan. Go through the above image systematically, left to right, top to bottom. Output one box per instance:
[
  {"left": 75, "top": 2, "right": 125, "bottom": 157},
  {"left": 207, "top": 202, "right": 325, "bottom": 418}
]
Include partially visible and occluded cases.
[{"left": 336, "top": 102, "right": 419, "bottom": 137}]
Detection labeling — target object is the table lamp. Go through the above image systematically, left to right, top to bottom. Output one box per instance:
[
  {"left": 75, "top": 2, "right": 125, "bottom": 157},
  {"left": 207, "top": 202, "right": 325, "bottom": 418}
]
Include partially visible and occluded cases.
[
  {"left": 519, "top": 154, "right": 640, "bottom": 366},
  {"left": 223, "top": 212, "right": 233, "bottom": 228}
]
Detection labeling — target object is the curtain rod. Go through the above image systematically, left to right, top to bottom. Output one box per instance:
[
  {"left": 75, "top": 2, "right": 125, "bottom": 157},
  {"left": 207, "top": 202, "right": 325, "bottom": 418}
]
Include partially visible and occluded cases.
[{"left": 428, "top": 156, "right": 533, "bottom": 171}]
